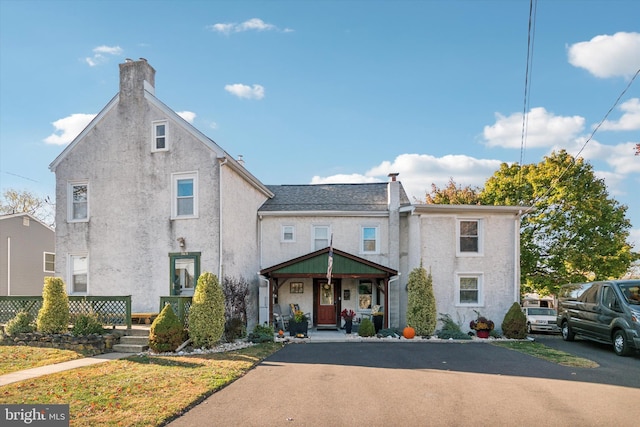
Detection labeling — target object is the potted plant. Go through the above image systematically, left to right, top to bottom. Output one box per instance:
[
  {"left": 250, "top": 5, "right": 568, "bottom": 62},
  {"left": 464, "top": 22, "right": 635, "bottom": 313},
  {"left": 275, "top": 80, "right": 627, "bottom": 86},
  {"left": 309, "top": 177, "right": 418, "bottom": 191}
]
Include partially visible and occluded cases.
[
  {"left": 372, "top": 305, "right": 384, "bottom": 333},
  {"left": 288, "top": 309, "right": 309, "bottom": 337},
  {"left": 341, "top": 309, "right": 356, "bottom": 334},
  {"left": 469, "top": 310, "right": 494, "bottom": 339}
]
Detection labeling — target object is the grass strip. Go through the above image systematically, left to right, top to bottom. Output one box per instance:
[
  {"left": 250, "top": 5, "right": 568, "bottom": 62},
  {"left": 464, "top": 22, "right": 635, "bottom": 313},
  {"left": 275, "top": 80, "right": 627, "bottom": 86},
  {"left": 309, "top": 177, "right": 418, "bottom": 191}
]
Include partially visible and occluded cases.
[
  {"left": 492, "top": 341, "right": 599, "bottom": 368},
  {"left": 0, "top": 342, "right": 283, "bottom": 426},
  {"left": 0, "top": 347, "right": 85, "bottom": 375}
]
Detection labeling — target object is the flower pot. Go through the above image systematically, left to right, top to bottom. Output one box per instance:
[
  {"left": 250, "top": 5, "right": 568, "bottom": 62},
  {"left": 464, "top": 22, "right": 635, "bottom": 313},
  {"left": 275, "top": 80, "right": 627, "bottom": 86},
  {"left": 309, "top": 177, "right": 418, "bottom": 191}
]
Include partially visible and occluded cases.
[
  {"left": 373, "top": 315, "right": 383, "bottom": 333},
  {"left": 345, "top": 319, "right": 353, "bottom": 334},
  {"left": 289, "top": 320, "right": 308, "bottom": 337},
  {"left": 476, "top": 329, "right": 490, "bottom": 339}
]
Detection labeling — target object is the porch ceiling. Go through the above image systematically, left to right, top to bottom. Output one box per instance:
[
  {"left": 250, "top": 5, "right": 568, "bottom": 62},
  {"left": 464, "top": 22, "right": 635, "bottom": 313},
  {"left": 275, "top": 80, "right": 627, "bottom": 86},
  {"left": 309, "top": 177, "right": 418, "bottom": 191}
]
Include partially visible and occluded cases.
[{"left": 260, "top": 247, "right": 397, "bottom": 278}]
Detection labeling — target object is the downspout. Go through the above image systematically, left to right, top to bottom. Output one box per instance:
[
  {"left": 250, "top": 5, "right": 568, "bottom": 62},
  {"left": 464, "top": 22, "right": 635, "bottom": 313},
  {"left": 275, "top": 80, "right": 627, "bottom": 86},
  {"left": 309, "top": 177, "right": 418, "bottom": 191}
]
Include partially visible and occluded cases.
[
  {"left": 218, "top": 157, "right": 228, "bottom": 279},
  {"left": 258, "top": 274, "right": 270, "bottom": 326}
]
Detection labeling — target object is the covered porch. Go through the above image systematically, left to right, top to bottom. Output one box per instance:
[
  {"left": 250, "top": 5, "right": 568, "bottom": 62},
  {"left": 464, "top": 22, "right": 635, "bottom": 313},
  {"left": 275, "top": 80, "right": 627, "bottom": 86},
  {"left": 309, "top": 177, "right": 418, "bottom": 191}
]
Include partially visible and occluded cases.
[{"left": 259, "top": 247, "right": 398, "bottom": 331}]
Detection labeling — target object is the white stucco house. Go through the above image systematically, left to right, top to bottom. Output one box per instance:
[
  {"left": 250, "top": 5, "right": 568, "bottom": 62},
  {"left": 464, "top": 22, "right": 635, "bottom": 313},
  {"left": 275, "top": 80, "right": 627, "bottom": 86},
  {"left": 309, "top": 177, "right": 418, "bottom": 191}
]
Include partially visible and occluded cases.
[{"left": 49, "top": 59, "right": 523, "bottom": 332}]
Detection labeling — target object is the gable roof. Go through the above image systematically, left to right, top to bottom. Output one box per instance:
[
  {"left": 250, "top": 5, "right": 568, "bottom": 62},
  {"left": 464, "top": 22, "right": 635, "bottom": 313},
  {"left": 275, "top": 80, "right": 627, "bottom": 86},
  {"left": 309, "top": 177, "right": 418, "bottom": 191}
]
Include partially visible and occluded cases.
[
  {"left": 49, "top": 83, "right": 272, "bottom": 198},
  {"left": 258, "top": 183, "right": 411, "bottom": 213},
  {"left": 0, "top": 212, "right": 54, "bottom": 232},
  {"left": 260, "top": 246, "right": 397, "bottom": 278}
]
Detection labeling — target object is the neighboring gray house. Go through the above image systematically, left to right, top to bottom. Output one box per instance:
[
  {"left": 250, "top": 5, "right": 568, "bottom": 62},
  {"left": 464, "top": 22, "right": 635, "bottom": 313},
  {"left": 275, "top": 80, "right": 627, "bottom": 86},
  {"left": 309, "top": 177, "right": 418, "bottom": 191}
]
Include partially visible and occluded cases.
[
  {"left": 50, "top": 59, "right": 523, "bottom": 332},
  {"left": 0, "top": 213, "right": 55, "bottom": 296}
]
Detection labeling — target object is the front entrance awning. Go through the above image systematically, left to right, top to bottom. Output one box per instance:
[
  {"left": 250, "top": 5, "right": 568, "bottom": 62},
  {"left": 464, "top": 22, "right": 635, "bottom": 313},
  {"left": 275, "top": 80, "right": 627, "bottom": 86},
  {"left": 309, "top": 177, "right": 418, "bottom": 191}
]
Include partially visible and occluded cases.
[{"left": 260, "top": 247, "right": 397, "bottom": 329}]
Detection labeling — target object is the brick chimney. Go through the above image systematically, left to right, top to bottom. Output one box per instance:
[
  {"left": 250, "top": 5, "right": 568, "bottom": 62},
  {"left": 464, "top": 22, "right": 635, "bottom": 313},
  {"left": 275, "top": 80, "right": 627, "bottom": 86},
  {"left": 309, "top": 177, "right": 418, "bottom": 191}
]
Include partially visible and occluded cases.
[{"left": 119, "top": 58, "right": 155, "bottom": 99}]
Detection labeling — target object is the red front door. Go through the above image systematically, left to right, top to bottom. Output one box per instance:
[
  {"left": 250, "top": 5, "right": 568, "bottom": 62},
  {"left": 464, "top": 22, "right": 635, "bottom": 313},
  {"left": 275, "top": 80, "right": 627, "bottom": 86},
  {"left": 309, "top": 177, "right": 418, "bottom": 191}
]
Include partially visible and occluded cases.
[{"left": 316, "top": 280, "right": 339, "bottom": 328}]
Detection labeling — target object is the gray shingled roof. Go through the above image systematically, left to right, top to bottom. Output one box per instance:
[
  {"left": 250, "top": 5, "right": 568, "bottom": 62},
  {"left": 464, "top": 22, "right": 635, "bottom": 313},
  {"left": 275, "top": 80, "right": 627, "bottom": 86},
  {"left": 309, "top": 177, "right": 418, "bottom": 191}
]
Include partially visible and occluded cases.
[{"left": 258, "top": 183, "right": 411, "bottom": 212}]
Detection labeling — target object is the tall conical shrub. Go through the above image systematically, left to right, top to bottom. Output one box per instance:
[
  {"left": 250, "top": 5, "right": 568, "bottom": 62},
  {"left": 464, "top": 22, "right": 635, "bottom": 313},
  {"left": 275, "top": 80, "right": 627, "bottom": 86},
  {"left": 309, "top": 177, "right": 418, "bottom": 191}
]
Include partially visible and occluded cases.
[
  {"left": 406, "top": 265, "right": 437, "bottom": 336},
  {"left": 188, "top": 272, "right": 225, "bottom": 348},
  {"left": 37, "top": 277, "right": 70, "bottom": 334},
  {"left": 501, "top": 302, "right": 527, "bottom": 339}
]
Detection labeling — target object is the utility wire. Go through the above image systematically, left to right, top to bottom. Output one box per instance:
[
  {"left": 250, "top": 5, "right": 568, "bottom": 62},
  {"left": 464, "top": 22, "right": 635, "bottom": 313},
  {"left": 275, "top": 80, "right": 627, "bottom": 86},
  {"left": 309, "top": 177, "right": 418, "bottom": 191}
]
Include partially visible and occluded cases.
[{"left": 519, "top": 0, "right": 537, "bottom": 170}]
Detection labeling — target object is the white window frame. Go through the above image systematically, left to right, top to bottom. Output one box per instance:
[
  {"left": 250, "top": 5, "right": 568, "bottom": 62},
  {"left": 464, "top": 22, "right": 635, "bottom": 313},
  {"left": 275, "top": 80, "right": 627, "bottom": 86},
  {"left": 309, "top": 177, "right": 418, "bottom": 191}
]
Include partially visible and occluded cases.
[
  {"left": 152, "top": 120, "right": 168, "bottom": 152},
  {"left": 171, "top": 172, "right": 198, "bottom": 219},
  {"left": 67, "top": 181, "right": 89, "bottom": 222},
  {"left": 456, "top": 218, "right": 483, "bottom": 256},
  {"left": 281, "top": 225, "right": 295, "bottom": 242},
  {"left": 312, "top": 225, "right": 330, "bottom": 251},
  {"left": 361, "top": 226, "right": 379, "bottom": 254},
  {"left": 43, "top": 252, "right": 55, "bottom": 273},
  {"left": 68, "top": 253, "right": 88, "bottom": 295},
  {"left": 455, "top": 272, "right": 484, "bottom": 306}
]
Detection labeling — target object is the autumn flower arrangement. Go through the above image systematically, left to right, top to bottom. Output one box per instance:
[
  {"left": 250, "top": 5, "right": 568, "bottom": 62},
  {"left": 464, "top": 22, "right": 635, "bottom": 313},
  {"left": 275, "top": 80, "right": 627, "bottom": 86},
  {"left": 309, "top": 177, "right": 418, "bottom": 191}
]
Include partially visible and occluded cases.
[
  {"left": 341, "top": 309, "right": 356, "bottom": 321},
  {"left": 293, "top": 310, "right": 308, "bottom": 323},
  {"left": 469, "top": 311, "right": 494, "bottom": 331}
]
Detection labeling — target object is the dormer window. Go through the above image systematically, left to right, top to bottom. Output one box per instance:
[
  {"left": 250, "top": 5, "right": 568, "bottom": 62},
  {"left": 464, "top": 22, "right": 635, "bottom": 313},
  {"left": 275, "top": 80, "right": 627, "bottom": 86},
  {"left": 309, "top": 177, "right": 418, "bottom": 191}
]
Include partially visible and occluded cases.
[{"left": 152, "top": 120, "right": 168, "bottom": 152}]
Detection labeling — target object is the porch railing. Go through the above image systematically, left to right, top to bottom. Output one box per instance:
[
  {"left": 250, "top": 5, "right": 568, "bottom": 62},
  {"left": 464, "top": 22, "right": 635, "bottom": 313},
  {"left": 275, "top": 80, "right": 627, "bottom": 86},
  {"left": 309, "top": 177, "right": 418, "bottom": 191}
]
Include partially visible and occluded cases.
[
  {"left": 0, "top": 295, "right": 132, "bottom": 329},
  {"left": 159, "top": 296, "right": 192, "bottom": 327}
]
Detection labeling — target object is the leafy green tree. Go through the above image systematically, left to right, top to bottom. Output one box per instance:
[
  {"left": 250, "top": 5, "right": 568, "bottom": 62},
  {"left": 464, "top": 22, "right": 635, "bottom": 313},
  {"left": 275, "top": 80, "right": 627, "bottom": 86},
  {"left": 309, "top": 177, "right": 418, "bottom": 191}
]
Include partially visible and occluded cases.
[
  {"left": 481, "top": 150, "right": 633, "bottom": 294},
  {"left": 425, "top": 178, "right": 481, "bottom": 204},
  {"left": 406, "top": 265, "right": 437, "bottom": 336},
  {"left": 188, "top": 272, "right": 225, "bottom": 348},
  {"left": 37, "top": 277, "right": 70, "bottom": 334}
]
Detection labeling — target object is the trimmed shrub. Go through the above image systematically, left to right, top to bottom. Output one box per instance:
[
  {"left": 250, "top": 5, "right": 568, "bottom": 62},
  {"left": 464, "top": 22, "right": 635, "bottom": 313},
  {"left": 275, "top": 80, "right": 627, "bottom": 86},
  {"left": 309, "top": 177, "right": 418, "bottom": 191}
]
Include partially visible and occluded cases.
[
  {"left": 406, "top": 265, "right": 437, "bottom": 336},
  {"left": 188, "top": 271, "right": 225, "bottom": 348},
  {"left": 37, "top": 277, "right": 70, "bottom": 334},
  {"left": 501, "top": 302, "right": 527, "bottom": 339},
  {"left": 149, "top": 304, "right": 186, "bottom": 353},
  {"left": 5, "top": 311, "right": 35, "bottom": 336},
  {"left": 71, "top": 313, "right": 105, "bottom": 336},
  {"left": 436, "top": 313, "right": 472, "bottom": 340},
  {"left": 358, "top": 318, "right": 376, "bottom": 337},
  {"left": 248, "top": 323, "right": 274, "bottom": 343}
]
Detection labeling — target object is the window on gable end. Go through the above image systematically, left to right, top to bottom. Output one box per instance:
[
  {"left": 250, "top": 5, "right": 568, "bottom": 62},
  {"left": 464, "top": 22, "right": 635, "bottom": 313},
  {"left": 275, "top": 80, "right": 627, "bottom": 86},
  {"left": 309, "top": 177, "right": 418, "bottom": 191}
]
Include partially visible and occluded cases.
[
  {"left": 152, "top": 120, "right": 168, "bottom": 152},
  {"left": 172, "top": 172, "right": 198, "bottom": 219},
  {"left": 68, "top": 181, "right": 89, "bottom": 222},
  {"left": 457, "top": 219, "right": 483, "bottom": 256},
  {"left": 456, "top": 273, "right": 483, "bottom": 306}
]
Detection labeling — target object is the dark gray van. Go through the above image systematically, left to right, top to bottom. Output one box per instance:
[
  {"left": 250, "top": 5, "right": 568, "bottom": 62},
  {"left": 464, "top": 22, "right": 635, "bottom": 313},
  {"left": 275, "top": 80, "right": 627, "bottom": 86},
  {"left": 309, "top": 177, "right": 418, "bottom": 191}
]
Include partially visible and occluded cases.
[{"left": 557, "top": 280, "right": 640, "bottom": 356}]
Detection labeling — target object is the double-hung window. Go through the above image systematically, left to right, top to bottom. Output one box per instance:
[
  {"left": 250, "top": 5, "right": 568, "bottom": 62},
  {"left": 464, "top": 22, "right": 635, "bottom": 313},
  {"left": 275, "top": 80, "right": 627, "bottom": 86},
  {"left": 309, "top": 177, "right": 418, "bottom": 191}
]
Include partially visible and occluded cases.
[
  {"left": 152, "top": 120, "right": 168, "bottom": 152},
  {"left": 172, "top": 172, "right": 198, "bottom": 219},
  {"left": 68, "top": 181, "right": 89, "bottom": 222},
  {"left": 457, "top": 219, "right": 482, "bottom": 256},
  {"left": 282, "top": 225, "right": 295, "bottom": 242},
  {"left": 313, "top": 225, "right": 330, "bottom": 251},
  {"left": 361, "top": 226, "right": 379, "bottom": 253},
  {"left": 43, "top": 252, "right": 55, "bottom": 273},
  {"left": 69, "top": 254, "right": 88, "bottom": 294},
  {"left": 456, "top": 273, "right": 483, "bottom": 306}
]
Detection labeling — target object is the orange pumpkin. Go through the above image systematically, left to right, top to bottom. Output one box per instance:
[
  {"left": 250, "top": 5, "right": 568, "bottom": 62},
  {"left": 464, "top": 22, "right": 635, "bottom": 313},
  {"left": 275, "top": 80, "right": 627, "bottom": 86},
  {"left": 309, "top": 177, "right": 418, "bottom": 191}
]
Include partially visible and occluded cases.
[
  {"left": 403, "top": 326, "right": 416, "bottom": 339},
  {"left": 278, "top": 329, "right": 284, "bottom": 337}
]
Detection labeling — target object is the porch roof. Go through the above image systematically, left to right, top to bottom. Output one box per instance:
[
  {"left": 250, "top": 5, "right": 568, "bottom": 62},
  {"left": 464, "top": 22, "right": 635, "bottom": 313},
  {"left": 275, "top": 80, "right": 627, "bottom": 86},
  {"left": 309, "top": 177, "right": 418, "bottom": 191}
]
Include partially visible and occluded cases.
[{"left": 259, "top": 247, "right": 397, "bottom": 278}]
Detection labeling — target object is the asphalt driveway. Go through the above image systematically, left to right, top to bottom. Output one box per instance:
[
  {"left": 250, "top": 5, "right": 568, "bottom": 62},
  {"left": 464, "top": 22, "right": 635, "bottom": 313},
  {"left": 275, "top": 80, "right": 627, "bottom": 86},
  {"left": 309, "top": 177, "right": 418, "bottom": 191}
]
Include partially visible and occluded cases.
[{"left": 167, "top": 341, "right": 640, "bottom": 427}]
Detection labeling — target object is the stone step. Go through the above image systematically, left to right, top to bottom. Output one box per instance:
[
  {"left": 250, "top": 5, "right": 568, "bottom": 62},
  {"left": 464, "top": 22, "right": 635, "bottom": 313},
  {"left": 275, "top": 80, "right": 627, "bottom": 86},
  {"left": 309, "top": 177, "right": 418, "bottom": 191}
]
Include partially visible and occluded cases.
[
  {"left": 125, "top": 328, "right": 151, "bottom": 337},
  {"left": 119, "top": 335, "right": 149, "bottom": 346},
  {"left": 113, "top": 343, "right": 148, "bottom": 353}
]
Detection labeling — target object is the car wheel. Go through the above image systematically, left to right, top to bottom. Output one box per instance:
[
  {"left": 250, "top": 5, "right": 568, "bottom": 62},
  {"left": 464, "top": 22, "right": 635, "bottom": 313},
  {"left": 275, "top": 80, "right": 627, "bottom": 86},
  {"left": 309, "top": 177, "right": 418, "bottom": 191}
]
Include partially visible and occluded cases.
[
  {"left": 561, "top": 320, "right": 575, "bottom": 341},
  {"left": 527, "top": 323, "right": 532, "bottom": 334},
  {"left": 613, "top": 330, "right": 631, "bottom": 356}
]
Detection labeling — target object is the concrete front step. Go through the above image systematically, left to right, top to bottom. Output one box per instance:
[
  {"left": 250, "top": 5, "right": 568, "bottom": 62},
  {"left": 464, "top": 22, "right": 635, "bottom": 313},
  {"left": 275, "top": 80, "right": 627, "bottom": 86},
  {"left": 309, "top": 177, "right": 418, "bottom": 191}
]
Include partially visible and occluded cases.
[
  {"left": 119, "top": 336, "right": 149, "bottom": 346},
  {"left": 112, "top": 343, "right": 148, "bottom": 353}
]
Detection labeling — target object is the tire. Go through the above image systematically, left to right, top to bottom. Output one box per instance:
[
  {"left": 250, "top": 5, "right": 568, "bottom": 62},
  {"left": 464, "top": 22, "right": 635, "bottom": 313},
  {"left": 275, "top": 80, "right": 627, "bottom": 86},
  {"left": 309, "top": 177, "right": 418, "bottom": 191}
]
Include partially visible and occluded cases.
[
  {"left": 561, "top": 320, "right": 575, "bottom": 341},
  {"left": 613, "top": 330, "right": 631, "bottom": 356}
]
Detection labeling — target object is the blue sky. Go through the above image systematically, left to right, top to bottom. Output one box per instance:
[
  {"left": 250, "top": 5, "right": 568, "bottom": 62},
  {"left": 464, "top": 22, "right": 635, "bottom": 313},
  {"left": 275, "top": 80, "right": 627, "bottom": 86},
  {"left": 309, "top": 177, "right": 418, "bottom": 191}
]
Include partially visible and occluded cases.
[{"left": 1, "top": 0, "right": 639, "bottom": 248}]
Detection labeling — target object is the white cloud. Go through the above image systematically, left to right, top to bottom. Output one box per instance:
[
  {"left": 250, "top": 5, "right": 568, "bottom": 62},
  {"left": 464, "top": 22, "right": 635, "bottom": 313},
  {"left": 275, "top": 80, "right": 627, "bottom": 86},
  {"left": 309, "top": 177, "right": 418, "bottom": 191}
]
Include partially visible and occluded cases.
[
  {"left": 207, "top": 18, "right": 290, "bottom": 35},
  {"left": 568, "top": 32, "right": 640, "bottom": 78},
  {"left": 85, "top": 45, "right": 123, "bottom": 67},
  {"left": 224, "top": 83, "right": 265, "bottom": 100},
  {"left": 599, "top": 98, "right": 640, "bottom": 131},
  {"left": 483, "top": 107, "right": 585, "bottom": 149},
  {"left": 177, "top": 111, "right": 196, "bottom": 123},
  {"left": 44, "top": 113, "right": 96, "bottom": 145},
  {"left": 558, "top": 137, "right": 640, "bottom": 176},
  {"left": 312, "top": 153, "right": 504, "bottom": 202}
]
